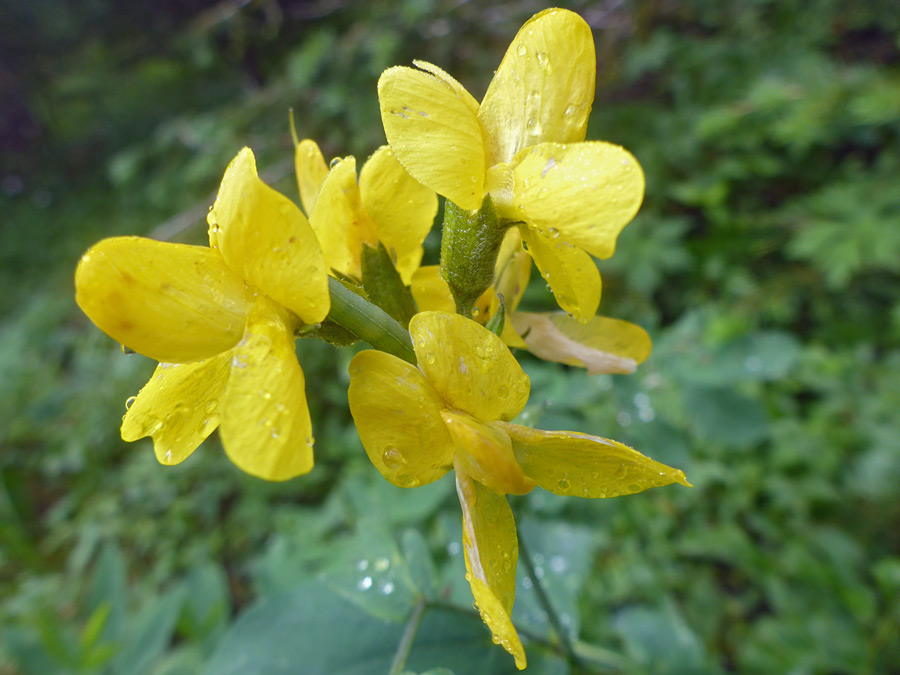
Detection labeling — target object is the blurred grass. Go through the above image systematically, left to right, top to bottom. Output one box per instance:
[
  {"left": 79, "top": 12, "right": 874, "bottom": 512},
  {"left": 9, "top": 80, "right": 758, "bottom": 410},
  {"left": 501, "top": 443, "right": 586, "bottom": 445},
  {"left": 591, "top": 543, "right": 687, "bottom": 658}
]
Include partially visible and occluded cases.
[{"left": 2, "top": 0, "right": 899, "bottom": 673}]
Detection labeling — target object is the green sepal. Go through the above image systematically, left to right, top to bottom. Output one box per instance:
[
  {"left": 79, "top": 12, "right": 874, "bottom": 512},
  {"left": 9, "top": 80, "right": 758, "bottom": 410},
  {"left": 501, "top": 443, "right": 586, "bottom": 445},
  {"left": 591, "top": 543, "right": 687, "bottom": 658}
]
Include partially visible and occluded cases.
[
  {"left": 440, "top": 194, "right": 507, "bottom": 317},
  {"left": 360, "top": 242, "right": 418, "bottom": 328},
  {"left": 325, "top": 277, "right": 416, "bottom": 364},
  {"left": 484, "top": 294, "right": 506, "bottom": 337},
  {"left": 296, "top": 320, "right": 359, "bottom": 346}
]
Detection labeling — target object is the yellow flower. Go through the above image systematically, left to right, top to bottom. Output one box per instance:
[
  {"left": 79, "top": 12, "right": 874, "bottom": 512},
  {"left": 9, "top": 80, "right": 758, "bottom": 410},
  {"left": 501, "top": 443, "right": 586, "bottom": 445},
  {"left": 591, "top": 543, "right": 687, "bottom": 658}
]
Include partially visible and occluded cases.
[
  {"left": 378, "top": 8, "right": 645, "bottom": 321},
  {"left": 294, "top": 139, "right": 437, "bottom": 284},
  {"left": 75, "top": 148, "right": 330, "bottom": 480},
  {"left": 411, "top": 229, "right": 652, "bottom": 374},
  {"left": 347, "top": 311, "right": 690, "bottom": 668}
]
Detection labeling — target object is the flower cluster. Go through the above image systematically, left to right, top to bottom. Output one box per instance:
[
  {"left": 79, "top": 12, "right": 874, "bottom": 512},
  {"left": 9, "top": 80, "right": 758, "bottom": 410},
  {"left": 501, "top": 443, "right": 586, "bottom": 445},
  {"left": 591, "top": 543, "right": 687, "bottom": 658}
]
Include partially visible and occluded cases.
[{"left": 74, "top": 8, "right": 690, "bottom": 670}]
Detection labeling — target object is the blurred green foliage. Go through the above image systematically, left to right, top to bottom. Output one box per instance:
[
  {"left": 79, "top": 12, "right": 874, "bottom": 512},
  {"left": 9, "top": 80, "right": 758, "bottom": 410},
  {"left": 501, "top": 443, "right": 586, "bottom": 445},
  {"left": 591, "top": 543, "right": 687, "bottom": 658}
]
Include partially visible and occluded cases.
[{"left": 2, "top": 0, "right": 899, "bottom": 673}]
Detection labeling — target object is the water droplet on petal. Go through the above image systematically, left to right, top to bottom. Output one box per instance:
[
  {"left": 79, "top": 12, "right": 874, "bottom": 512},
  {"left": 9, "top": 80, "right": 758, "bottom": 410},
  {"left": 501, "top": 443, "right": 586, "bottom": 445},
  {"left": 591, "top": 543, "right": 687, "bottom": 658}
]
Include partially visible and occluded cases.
[
  {"left": 516, "top": 43, "right": 527, "bottom": 56},
  {"left": 329, "top": 157, "right": 341, "bottom": 169},
  {"left": 124, "top": 396, "right": 137, "bottom": 411},
  {"left": 382, "top": 446, "right": 405, "bottom": 469},
  {"left": 557, "top": 478, "right": 570, "bottom": 491},
  {"left": 358, "top": 576, "right": 373, "bottom": 590}
]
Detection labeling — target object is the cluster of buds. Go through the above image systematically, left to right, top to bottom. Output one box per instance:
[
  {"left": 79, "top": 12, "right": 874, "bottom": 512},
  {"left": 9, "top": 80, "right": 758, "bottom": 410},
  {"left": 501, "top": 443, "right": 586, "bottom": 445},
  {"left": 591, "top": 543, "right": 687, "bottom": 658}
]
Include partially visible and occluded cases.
[{"left": 75, "top": 9, "right": 689, "bottom": 669}]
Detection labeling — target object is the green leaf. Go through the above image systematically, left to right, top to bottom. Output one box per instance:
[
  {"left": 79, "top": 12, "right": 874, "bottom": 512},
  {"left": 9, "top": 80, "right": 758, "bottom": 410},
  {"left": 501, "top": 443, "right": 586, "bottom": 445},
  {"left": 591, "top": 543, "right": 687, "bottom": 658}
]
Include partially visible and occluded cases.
[
  {"left": 513, "top": 517, "right": 600, "bottom": 640},
  {"left": 320, "top": 520, "right": 419, "bottom": 622},
  {"left": 401, "top": 529, "right": 438, "bottom": 600},
  {"left": 204, "top": 582, "right": 565, "bottom": 675},
  {"left": 111, "top": 585, "right": 186, "bottom": 675},
  {"left": 612, "top": 602, "right": 711, "bottom": 673}
]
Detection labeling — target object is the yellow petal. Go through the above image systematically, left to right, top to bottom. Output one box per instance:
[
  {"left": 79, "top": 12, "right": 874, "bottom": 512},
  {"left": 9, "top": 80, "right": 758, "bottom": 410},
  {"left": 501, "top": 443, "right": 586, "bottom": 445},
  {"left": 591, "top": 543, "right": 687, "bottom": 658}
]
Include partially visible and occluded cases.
[
  {"left": 478, "top": 8, "right": 595, "bottom": 167},
  {"left": 412, "top": 60, "right": 481, "bottom": 114},
  {"left": 378, "top": 65, "right": 485, "bottom": 210},
  {"left": 295, "top": 138, "right": 329, "bottom": 215},
  {"left": 513, "top": 141, "right": 644, "bottom": 259},
  {"left": 359, "top": 146, "right": 438, "bottom": 284},
  {"left": 209, "top": 147, "right": 330, "bottom": 324},
  {"left": 309, "top": 156, "right": 378, "bottom": 279},
  {"left": 519, "top": 226, "right": 601, "bottom": 322},
  {"left": 492, "top": 228, "right": 532, "bottom": 316},
  {"left": 75, "top": 237, "right": 253, "bottom": 362},
  {"left": 409, "top": 266, "right": 455, "bottom": 313},
  {"left": 219, "top": 297, "right": 314, "bottom": 481},
  {"left": 409, "top": 312, "right": 529, "bottom": 422},
  {"left": 512, "top": 312, "right": 652, "bottom": 374},
  {"left": 347, "top": 349, "right": 455, "bottom": 488},
  {"left": 121, "top": 353, "right": 232, "bottom": 465},
  {"left": 442, "top": 411, "right": 534, "bottom": 495},
  {"left": 496, "top": 421, "right": 692, "bottom": 498},
  {"left": 456, "top": 469, "right": 527, "bottom": 670}
]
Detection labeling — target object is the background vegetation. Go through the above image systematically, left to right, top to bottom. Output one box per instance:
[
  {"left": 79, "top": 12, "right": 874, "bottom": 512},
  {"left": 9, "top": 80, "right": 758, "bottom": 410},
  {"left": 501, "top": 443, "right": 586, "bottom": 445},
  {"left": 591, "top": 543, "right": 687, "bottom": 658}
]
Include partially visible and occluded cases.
[{"left": 2, "top": 0, "right": 899, "bottom": 672}]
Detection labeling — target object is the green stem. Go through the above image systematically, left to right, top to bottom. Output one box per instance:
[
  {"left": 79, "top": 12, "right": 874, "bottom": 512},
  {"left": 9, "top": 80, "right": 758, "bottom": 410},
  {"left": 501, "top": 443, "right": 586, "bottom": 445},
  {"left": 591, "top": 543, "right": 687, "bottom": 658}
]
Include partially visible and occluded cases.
[
  {"left": 326, "top": 277, "right": 416, "bottom": 364},
  {"left": 518, "top": 534, "right": 583, "bottom": 669},
  {"left": 388, "top": 597, "right": 427, "bottom": 675}
]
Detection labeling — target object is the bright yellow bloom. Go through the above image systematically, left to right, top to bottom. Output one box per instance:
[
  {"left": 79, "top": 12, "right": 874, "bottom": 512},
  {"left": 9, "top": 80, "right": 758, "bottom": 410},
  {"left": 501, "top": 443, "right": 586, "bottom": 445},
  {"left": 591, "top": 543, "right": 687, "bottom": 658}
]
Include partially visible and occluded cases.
[
  {"left": 378, "top": 8, "right": 644, "bottom": 321},
  {"left": 294, "top": 139, "right": 437, "bottom": 284},
  {"left": 75, "top": 148, "right": 329, "bottom": 480},
  {"left": 411, "top": 229, "right": 652, "bottom": 374},
  {"left": 347, "top": 312, "right": 690, "bottom": 668}
]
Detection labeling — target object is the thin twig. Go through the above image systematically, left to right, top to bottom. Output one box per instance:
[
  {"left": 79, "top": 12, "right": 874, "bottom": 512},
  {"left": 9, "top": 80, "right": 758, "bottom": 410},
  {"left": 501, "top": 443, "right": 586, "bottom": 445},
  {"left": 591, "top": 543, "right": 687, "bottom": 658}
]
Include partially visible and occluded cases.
[
  {"left": 517, "top": 534, "right": 584, "bottom": 669},
  {"left": 388, "top": 596, "right": 427, "bottom": 675}
]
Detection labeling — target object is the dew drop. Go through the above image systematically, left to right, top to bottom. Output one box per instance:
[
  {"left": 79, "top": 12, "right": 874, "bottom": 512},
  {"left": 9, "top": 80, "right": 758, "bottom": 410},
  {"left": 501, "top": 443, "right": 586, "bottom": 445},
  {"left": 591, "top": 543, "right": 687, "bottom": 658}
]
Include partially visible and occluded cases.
[
  {"left": 516, "top": 43, "right": 527, "bottom": 56},
  {"left": 535, "top": 51, "right": 548, "bottom": 68},
  {"left": 329, "top": 157, "right": 341, "bottom": 169},
  {"left": 548, "top": 227, "right": 560, "bottom": 238},
  {"left": 425, "top": 352, "right": 436, "bottom": 365},
  {"left": 498, "top": 385, "right": 509, "bottom": 397},
  {"left": 259, "top": 389, "right": 272, "bottom": 400},
  {"left": 124, "top": 396, "right": 137, "bottom": 411},
  {"left": 204, "top": 400, "right": 217, "bottom": 413},
  {"left": 382, "top": 446, "right": 405, "bottom": 469},
  {"left": 164, "top": 449, "right": 173, "bottom": 463},
  {"left": 615, "top": 465, "right": 628, "bottom": 479},
  {"left": 397, "top": 474, "right": 419, "bottom": 488},
  {"left": 557, "top": 478, "right": 570, "bottom": 491},
  {"left": 374, "top": 557, "right": 390, "bottom": 572},
  {"left": 357, "top": 559, "right": 370, "bottom": 571},
  {"left": 358, "top": 576, "right": 373, "bottom": 591},
  {"left": 381, "top": 580, "right": 395, "bottom": 594}
]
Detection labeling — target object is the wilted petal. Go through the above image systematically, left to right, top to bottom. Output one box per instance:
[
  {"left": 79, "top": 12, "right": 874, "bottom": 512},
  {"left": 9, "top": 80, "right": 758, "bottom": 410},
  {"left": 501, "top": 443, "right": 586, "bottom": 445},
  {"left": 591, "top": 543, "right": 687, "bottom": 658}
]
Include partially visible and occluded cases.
[
  {"left": 479, "top": 8, "right": 595, "bottom": 166},
  {"left": 378, "top": 65, "right": 485, "bottom": 210},
  {"left": 295, "top": 138, "right": 329, "bottom": 215},
  {"left": 513, "top": 141, "right": 644, "bottom": 259},
  {"left": 359, "top": 146, "right": 438, "bottom": 284},
  {"left": 210, "top": 147, "right": 330, "bottom": 324},
  {"left": 309, "top": 156, "right": 377, "bottom": 280},
  {"left": 519, "top": 226, "right": 601, "bottom": 322},
  {"left": 75, "top": 237, "right": 253, "bottom": 362},
  {"left": 219, "top": 297, "right": 314, "bottom": 481},
  {"left": 410, "top": 312, "right": 529, "bottom": 423},
  {"left": 512, "top": 312, "right": 651, "bottom": 374},
  {"left": 348, "top": 349, "right": 455, "bottom": 488},
  {"left": 121, "top": 353, "right": 231, "bottom": 465},
  {"left": 442, "top": 411, "right": 534, "bottom": 495},
  {"left": 497, "top": 421, "right": 692, "bottom": 498},
  {"left": 456, "top": 469, "right": 527, "bottom": 670}
]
